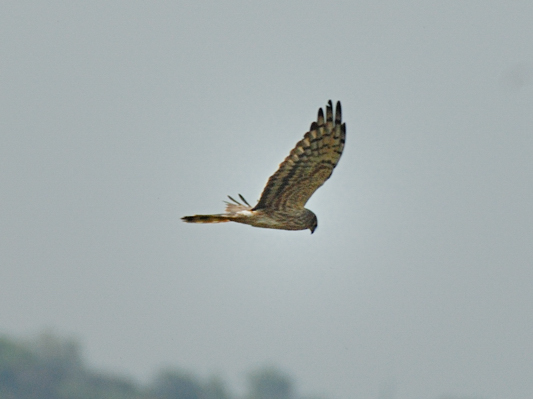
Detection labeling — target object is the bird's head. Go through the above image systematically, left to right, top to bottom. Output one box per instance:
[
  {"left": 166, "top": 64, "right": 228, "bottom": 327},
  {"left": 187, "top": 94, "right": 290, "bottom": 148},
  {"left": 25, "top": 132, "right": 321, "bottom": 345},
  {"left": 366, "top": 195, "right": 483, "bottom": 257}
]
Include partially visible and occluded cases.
[{"left": 308, "top": 213, "right": 318, "bottom": 234}]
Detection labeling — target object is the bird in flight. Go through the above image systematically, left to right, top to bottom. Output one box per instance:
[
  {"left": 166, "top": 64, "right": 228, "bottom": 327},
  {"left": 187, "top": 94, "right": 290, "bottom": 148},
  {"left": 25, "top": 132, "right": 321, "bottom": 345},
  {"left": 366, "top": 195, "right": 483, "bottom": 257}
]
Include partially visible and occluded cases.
[{"left": 182, "top": 100, "right": 346, "bottom": 233}]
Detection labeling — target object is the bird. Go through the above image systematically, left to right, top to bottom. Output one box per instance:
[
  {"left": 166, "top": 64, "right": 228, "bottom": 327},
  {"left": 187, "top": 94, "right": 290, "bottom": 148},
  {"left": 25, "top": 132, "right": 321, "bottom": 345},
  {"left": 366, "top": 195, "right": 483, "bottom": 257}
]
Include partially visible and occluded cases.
[{"left": 182, "top": 100, "right": 346, "bottom": 234}]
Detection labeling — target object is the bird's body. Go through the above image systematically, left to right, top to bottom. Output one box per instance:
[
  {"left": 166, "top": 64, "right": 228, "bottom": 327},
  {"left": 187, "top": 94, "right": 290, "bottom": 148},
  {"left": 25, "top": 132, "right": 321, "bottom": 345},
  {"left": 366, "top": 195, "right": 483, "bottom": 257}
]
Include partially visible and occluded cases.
[
  {"left": 182, "top": 100, "right": 346, "bottom": 233},
  {"left": 183, "top": 197, "right": 316, "bottom": 231}
]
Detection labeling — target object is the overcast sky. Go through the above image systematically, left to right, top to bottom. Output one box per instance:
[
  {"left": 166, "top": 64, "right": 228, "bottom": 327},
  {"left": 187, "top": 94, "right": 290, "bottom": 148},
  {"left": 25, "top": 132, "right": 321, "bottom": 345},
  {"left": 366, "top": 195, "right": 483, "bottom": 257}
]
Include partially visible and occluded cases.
[{"left": 1, "top": 2, "right": 532, "bottom": 399}]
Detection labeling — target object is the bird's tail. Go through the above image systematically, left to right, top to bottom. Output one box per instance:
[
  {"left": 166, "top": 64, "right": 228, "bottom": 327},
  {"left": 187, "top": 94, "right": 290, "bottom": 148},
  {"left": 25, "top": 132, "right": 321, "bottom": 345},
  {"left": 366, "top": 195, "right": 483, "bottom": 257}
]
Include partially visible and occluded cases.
[
  {"left": 182, "top": 194, "right": 252, "bottom": 225},
  {"left": 181, "top": 214, "right": 231, "bottom": 224}
]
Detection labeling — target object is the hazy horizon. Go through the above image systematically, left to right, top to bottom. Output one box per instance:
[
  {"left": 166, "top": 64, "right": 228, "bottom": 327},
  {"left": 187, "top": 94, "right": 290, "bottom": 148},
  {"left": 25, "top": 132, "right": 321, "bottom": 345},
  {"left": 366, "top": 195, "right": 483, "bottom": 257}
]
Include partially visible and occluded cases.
[{"left": 2, "top": 2, "right": 532, "bottom": 399}]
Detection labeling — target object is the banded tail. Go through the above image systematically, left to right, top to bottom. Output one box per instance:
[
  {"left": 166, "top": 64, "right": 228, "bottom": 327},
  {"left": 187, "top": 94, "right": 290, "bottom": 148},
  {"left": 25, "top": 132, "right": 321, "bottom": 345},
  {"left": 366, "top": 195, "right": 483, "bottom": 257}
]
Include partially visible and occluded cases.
[
  {"left": 182, "top": 194, "right": 252, "bottom": 224},
  {"left": 181, "top": 214, "right": 231, "bottom": 224}
]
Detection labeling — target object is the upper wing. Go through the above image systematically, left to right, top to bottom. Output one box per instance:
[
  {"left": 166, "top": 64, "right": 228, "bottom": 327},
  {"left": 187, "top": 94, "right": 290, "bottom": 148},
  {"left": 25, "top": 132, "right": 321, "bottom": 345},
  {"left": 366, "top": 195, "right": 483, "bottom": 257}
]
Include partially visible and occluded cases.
[{"left": 253, "top": 100, "right": 346, "bottom": 210}]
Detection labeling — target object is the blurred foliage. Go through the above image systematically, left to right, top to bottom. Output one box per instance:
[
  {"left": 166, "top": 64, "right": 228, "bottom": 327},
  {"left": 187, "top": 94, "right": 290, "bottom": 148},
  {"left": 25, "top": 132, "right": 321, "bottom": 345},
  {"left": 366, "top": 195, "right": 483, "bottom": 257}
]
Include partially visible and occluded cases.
[
  {"left": 0, "top": 333, "right": 323, "bottom": 399},
  {"left": 0, "top": 333, "right": 140, "bottom": 399},
  {"left": 246, "top": 367, "right": 293, "bottom": 399},
  {"left": 150, "top": 369, "right": 203, "bottom": 399}
]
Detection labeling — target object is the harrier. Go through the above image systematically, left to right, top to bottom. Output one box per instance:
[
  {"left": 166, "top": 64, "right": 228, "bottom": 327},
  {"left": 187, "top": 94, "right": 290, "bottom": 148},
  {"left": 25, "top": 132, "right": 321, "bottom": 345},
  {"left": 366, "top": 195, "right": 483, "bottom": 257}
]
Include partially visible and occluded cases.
[{"left": 182, "top": 100, "right": 346, "bottom": 233}]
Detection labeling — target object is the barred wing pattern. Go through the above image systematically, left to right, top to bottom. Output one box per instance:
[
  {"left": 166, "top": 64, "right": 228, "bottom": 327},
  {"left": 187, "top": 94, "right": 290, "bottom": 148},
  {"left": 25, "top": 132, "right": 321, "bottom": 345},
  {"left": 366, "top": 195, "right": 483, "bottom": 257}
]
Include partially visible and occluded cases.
[
  {"left": 182, "top": 100, "right": 346, "bottom": 233},
  {"left": 254, "top": 100, "right": 346, "bottom": 210}
]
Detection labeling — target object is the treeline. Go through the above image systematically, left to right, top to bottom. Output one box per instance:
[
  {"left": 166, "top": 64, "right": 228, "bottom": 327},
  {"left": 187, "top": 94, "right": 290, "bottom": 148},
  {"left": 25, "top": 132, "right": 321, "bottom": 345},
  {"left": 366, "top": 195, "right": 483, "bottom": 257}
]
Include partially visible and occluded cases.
[{"left": 0, "top": 333, "right": 325, "bottom": 399}]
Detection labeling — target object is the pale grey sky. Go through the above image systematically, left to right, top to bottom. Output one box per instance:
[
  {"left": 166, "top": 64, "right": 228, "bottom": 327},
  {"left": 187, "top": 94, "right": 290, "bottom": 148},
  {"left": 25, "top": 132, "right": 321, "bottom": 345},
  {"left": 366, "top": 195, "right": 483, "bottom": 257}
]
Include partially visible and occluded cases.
[{"left": 1, "top": 2, "right": 532, "bottom": 399}]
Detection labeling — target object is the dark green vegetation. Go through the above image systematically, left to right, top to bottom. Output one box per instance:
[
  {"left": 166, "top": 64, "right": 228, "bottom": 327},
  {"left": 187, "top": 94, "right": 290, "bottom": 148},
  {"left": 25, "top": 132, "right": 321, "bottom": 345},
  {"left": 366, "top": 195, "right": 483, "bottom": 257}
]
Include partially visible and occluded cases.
[{"left": 0, "top": 333, "right": 325, "bottom": 399}]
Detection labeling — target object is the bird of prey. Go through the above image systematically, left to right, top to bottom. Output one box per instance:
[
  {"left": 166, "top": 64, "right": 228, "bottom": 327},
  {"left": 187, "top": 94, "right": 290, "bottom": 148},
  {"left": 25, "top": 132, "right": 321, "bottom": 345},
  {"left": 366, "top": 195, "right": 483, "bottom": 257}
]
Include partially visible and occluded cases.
[{"left": 182, "top": 100, "right": 346, "bottom": 233}]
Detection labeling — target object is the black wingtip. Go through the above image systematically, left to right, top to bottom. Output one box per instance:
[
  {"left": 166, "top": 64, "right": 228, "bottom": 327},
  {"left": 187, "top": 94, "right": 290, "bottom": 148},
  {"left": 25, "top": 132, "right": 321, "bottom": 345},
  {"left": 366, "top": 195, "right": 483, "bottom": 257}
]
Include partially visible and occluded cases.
[
  {"left": 326, "top": 100, "right": 333, "bottom": 122},
  {"left": 335, "top": 101, "right": 342, "bottom": 124},
  {"left": 317, "top": 108, "right": 324, "bottom": 125},
  {"left": 238, "top": 193, "right": 251, "bottom": 207},
  {"left": 227, "top": 195, "right": 240, "bottom": 205}
]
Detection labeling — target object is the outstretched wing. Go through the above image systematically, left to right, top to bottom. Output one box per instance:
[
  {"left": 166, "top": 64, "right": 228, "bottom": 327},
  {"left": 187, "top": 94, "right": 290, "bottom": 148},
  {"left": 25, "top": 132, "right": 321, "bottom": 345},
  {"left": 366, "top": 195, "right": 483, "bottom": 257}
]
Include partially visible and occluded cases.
[{"left": 253, "top": 100, "right": 346, "bottom": 210}]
